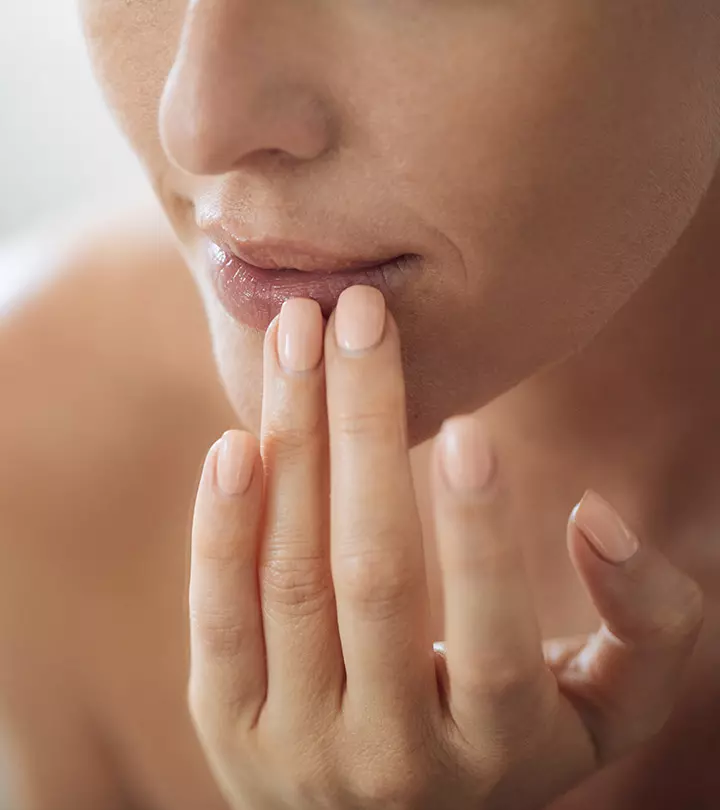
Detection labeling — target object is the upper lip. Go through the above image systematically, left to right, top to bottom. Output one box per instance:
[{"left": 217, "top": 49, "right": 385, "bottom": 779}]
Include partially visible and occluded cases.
[{"left": 201, "top": 219, "right": 409, "bottom": 274}]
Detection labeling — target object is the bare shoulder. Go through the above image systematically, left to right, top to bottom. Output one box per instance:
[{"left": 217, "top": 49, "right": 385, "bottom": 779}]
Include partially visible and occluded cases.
[
  {"left": 0, "top": 201, "right": 234, "bottom": 544},
  {"left": 0, "top": 203, "right": 234, "bottom": 808}
]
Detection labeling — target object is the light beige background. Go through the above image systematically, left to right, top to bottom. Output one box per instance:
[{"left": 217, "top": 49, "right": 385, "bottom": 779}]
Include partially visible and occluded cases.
[
  {"left": 0, "top": 0, "right": 146, "bottom": 239},
  {"left": 0, "top": 5, "right": 151, "bottom": 796}
]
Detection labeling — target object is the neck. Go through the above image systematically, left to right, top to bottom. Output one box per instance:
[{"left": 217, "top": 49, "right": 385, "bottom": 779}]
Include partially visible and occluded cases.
[{"left": 483, "top": 171, "right": 720, "bottom": 627}]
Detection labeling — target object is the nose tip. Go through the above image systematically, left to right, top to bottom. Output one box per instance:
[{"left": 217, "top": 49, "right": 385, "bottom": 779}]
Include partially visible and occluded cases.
[
  {"left": 158, "top": 6, "right": 335, "bottom": 177},
  {"left": 158, "top": 63, "right": 245, "bottom": 177},
  {"left": 160, "top": 81, "right": 333, "bottom": 176}
]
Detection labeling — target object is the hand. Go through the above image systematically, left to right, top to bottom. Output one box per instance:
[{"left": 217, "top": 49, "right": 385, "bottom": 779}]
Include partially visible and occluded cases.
[{"left": 188, "top": 286, "right": 703, "bottom": 810}]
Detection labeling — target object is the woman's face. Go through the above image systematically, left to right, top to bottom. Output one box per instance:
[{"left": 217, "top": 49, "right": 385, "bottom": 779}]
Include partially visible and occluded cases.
[{"left": 81, "top": 0, "right": 720, "bottom": 444}]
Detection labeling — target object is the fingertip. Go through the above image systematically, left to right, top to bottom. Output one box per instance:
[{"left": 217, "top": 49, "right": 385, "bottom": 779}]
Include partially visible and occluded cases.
[
  {"left": 334, "top": 285, "right": 387, "bottom": 354},
  {"left": 324, "top": 289, "right": 402, "bottom": 359},
  {"left": 277, "top": 298, "right": 324, "bottom": 373},
  {"left": 435, "top": 415, "right": 495, "bottom": 495},
  {"left": 215, "top": 430, "right": 259, "bottom": 497},
  {"left": 570, "top": 490, "right": 639, "bottom": 566},
  {"left": 567, "top": 498, "right": 704, "bottom": 652}
]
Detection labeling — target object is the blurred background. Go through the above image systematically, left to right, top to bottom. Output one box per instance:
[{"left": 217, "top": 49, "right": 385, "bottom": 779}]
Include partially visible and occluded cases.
[{"left": 0, "top": 0, "right": 146, "bottom": 240}]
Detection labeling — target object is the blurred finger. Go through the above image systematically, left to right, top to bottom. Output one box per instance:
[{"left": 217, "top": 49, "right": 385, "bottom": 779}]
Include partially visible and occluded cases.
[{"left": 432, "top": 416, "right": 552, "bottom": 741}]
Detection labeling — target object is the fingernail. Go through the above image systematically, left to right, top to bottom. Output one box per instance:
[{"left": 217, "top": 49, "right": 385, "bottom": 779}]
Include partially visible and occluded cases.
[
  {"left": 334, "top": 285, "right": 386, "bottom": 353},
  {"left": 278, "top": 298, "right": 323, "bottom": 372},
  {"left": 439, "top": 416, "right": 494, "bottom": 492},
  {"left": 216, "top": 431, "right": 255, "bottom": 496},
  {"left": 572, "top": 490, "right": 639, "bottom": 564}
]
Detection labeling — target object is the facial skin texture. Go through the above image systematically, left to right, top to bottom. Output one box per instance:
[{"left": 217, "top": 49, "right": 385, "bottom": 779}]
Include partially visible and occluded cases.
[{"left": 80, "top": 0, "right": 720, "bottom": 445}]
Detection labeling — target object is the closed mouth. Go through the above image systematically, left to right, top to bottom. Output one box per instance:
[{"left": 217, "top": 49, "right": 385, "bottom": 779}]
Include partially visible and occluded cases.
[{"left": 207, "top": 240, "right": 419, "bottom": 330}]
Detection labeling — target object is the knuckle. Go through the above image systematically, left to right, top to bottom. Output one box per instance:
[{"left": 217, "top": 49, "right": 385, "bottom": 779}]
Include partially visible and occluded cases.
[
  {"left": 335, "top": 404, "right": 406, "bottom": 447},
  {"left": 264, "top": 422, "right": 322, "bottom": 467},
  {"left": 197, "top": 531, "right": 244, "bottom": 564},
  {"left": 459, "top": 539, "right": 525, "bottom": 579},
  {"left": 335, "top": 541, "right": 414, "bottom": 621},
  {"left": 262, "top": 551, "right": 333, "bottom": 619},
  {"left": 637, "top": 580, "right": 705, "bottom": 648},
  {"left": 657, "top": 581, "right": 705, "bottom": 644},
  {"left": 190, "top": 606, "right": 248, "bottom": 659},
  {"left": 467, "top": 662, "right": 550, "bottom": 725},
  {"left": 473, "top": 664, "right": 540, "bottom": 702},
  {"left": 453, "top": 666, "right": 555, "bottom": 758},
  {"left": 341, "top": 716, "right": 435, "bottom": 804},
  {"left": 286, "top": 756, "right": 336, "bottom": 805},
  {"left": 348, "top": 758, "right": 426, "bottom": 806}
]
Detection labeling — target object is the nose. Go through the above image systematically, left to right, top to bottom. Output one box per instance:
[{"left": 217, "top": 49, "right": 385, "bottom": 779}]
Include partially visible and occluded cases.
[{"left": 159, "top": 0, "right": 336, "bottom": 176}]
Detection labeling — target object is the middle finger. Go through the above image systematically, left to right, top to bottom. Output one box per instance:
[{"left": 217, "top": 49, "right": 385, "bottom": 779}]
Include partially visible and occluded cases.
[{"left": 325, "top": 286, "right": 436, "bottom": 721}]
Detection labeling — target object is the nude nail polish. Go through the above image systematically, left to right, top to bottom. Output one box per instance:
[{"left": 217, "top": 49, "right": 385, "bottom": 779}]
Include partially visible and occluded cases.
[
  {"left": 334, "top": 286, "right": 386, "bottom": 352},
  {"left": 278, "top": 298, "right": 323, "bottom": 372},
  {"left": 439, "top": 416, "right": 494, "bottom": 492},
  {"left": 216, "top": 431, "right": 255, "bottom": 496},
  {"left": 572, "top": 490, "right": 639, "bottom": 564}
]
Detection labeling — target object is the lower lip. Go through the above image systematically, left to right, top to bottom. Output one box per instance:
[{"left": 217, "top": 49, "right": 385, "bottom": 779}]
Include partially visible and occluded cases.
[{"left": 207, "top": 243, "right": 416, "bottom": 330}]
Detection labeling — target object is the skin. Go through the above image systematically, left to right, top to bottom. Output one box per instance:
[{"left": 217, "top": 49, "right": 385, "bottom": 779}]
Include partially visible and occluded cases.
[
  {"left": 1, "top": 0, "right": 720, "bottom": 807},
  {"left": 80, "top": 0, "right": 720, "bottom": 442},
  {"left": 1, "top": 204, "right": 720, "bottom": 808},
  {"left": 0, "top": 211, "right": 237, "bottom": 810},
  {"left": 187, "top": 292, "right": 702, "bottom": 810}
]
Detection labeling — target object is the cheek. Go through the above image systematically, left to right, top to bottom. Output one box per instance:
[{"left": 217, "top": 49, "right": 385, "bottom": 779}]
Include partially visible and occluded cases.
[
  {"left": 78, "top": 0, "right": 720, "bottom": 441},
  {"left": 79, "top": 0, "right": 183, "bottom": 181},
  {"left": 383, "top": 3, "right": 720, "bottom": 344},
  {"left": 362, "top": 4, "right": 720, "bottom": 439}
]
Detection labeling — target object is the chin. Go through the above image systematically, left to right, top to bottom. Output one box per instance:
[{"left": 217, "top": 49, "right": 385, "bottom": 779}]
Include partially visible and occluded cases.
[
  {"left": 203, "top": 297, "right": 265, "bottom": 436},
  {"left": 204, "top": 301, "right": 449, "bottom": 448}
]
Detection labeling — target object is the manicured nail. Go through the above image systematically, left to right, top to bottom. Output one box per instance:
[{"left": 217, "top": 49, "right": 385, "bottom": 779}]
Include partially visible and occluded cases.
[
  {"left": 334, "top": 285, "right": 386, "bottom": 352},
  {"left": 278, "top": 298, "right": 323, "bottom": 372},
  {"left": 439, "top": 416, "right": 494, "bottom": 492},
  {"left": 216, "top": 431, "right": 255, "bottom": 496},
  {"left": 572, "top": 490, "right": 639, "bottom": 564}
]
